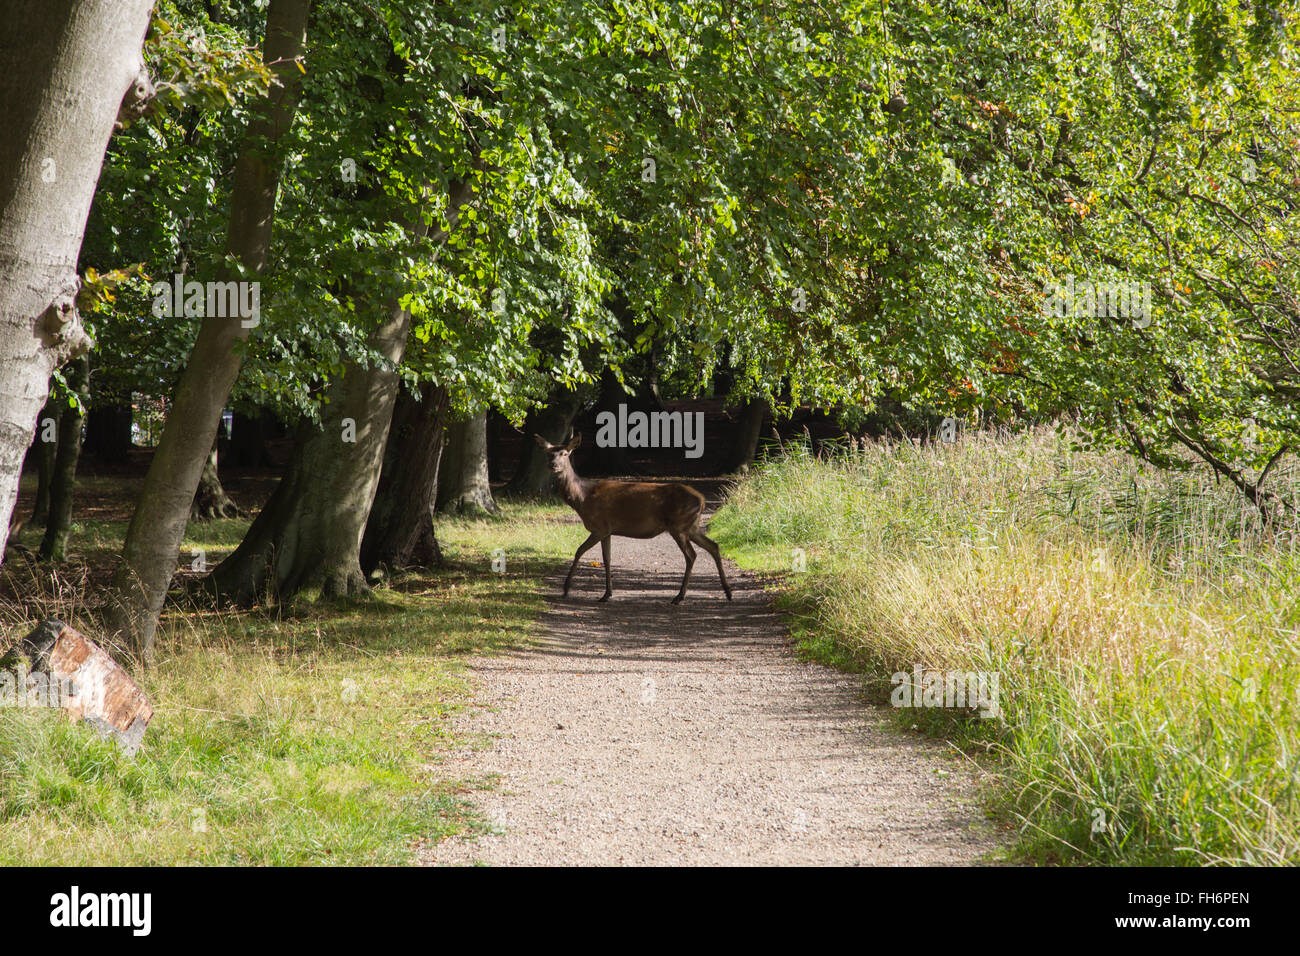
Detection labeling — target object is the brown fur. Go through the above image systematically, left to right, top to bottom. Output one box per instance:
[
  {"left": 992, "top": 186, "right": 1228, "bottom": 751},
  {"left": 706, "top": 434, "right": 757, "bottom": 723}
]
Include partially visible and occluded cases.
[{"left": 535, "top": 433, "right": 732, "bottom": 604}]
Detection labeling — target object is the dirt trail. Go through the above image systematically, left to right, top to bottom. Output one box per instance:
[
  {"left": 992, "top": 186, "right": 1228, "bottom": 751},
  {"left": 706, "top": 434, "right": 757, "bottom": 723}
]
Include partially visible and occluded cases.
[{"left": 423, "top": 517, "right": 1002, "bottom": 866}]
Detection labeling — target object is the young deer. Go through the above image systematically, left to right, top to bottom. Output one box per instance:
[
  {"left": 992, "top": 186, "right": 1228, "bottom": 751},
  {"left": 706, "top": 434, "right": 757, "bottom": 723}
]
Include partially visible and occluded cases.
[{"left": 535, "top": 433, "right": 733, "bottom": 604}]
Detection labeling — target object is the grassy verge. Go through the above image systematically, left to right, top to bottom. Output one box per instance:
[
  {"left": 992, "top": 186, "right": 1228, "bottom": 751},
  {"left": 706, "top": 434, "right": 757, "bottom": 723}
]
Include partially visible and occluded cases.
[
  {"left": 711, "top": 427, "right": 1300, "bottom": 865},
  {"left": 0, "top": 501, "right": 572, "bottom": 865}
]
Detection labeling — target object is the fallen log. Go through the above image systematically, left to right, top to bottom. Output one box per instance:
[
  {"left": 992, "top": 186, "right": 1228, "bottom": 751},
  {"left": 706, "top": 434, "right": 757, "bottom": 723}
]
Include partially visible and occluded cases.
[{"left": 2, "top": 620, "right": 153, "bottom": 756}]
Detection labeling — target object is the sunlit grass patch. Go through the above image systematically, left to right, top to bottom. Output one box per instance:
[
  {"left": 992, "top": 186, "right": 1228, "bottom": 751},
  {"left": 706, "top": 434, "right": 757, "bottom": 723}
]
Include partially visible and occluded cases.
[{"left": 0, "top": 503, "right": 567, "bottom": 865}]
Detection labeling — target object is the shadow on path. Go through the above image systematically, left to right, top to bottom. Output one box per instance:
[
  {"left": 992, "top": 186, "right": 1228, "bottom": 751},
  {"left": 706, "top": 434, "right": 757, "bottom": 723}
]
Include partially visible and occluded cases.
[{"left": 422, "top": 517, "right": 1004, "bottom": 866}]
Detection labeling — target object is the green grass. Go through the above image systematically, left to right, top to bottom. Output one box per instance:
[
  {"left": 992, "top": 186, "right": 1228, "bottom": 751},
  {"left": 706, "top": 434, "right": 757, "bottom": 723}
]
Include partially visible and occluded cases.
[
  {"left": 712, "top": 427, "right": 1300, "bottom": 865},
  {"left": 0, "top": 501, "right": 574, "bottom": 865},
  {"left": 434, "top": 501, "right": 579, "bottom": 573}
]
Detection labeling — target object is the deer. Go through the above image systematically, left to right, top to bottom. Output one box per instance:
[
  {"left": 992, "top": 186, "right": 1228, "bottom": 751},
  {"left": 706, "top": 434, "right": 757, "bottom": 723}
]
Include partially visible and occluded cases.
[{"left": 535, "top": 433, "right": 733, "bottom": 604}]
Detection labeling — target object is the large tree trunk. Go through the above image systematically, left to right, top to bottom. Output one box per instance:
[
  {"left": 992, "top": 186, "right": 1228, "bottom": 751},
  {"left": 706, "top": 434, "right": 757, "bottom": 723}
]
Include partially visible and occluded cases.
[
  {"left": 0, "top": 0, "right": 154, "bottom": 562},
  {"left": 102, "top": 0, "right": 311, "bottom": 659},
  {"left": 203, "top": 140, "right": 485, "bottom": 607},
  {"left": 205, "top": 302, "right": 415, "bottom": 605},
  {"left": 39, "top": 354, "right": 89, "bottom": 562},
  {"left": 360, "top": 382, "right": 448, "bottom": 575},
  {"left": 505, "top": 386, "right": 584, "bottom": 498},
  {"left": 722, "top": 397, "right": 768, "bottom": 474},
  {"left": 436, "top": 411, "right": 500, "bottom": 516},
  {"left": 190, "top": 443, "right": 241, "bottom": 520}
]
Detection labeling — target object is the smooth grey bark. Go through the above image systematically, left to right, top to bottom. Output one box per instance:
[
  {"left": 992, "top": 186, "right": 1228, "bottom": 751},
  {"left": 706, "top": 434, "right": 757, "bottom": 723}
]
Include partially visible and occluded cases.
[
  {"left": 0, "top": 0, "right": 154, "bottom": 563},
  {"left": 103, "top": 0, "right": 311, "bottom": 659},
  {"left": 40, "top": 354, "right": 90, "bottom": 562},
  {"left": 360, "top": 382, "right": 448, "bottom": 574},
  {"left": 436, "top": 411, "right": 499, "bottom": 516}
]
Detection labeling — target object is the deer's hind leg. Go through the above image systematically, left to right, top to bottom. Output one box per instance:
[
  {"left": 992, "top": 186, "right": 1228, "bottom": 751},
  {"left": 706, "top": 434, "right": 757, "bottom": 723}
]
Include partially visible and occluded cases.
[
  {"left": 689, "top": 529, "right": 733, "bottom": 600},
  {"left": 564, "top": 531, "right": 601, "bottom": 597},
  {"left": 670, "top": 531, "right": 697, "bottom": 604},
  {"left": 598, "top": 535, "right": 613, "bottom": 601}
]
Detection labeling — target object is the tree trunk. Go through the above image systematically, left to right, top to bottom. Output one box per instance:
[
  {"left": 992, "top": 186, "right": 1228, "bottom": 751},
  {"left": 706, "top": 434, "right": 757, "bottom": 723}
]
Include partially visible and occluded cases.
[
  {"left": 0, "top": 0, "right": 154, "bottom": 562},
  {"left": 102, "top": 0, "right": 311, "bottom": 659},
  {"left": 202, "top": 136, "right": 485, "bottom": 608},
  {"left": 205, "top": 302, "right": 415, "bottom": 605},
  {"left": 40, "top": 354, "right": 90, "bottom": 562},
  {"left": 360, "top": 382, "right": 448, "bottom": 574},
  {"left": 505, "top": 386, "right": 583, "bottom": 498},
  {"left": 30, "top": 397, "right": 59, "bottom": 525},
  {"left": 722, "top": 397, "right": 768, "bottom": 474},
  {"left": 436, "top": 411, "right": 500, "bottom": 516},
  {"left": 190, "top": 443, "right": 241, "bottom": 520}
]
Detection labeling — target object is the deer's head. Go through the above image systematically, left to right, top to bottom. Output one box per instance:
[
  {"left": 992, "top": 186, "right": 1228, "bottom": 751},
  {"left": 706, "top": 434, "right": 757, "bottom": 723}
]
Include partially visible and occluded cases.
[{"left": 534, "top": 433, "right": 581, "bottom": 476}]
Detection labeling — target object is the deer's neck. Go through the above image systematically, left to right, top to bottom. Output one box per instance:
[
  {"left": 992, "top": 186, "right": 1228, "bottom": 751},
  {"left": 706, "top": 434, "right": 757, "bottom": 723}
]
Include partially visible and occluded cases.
[{"left": 556, "top": 461, "right": 590, "bottom": 510}]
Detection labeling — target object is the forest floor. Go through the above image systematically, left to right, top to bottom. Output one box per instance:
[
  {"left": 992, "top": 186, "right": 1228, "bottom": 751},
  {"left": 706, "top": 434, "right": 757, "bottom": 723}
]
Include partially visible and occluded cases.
[{"left": 423, "top": 512, "right": 1004, "bottom": 866}]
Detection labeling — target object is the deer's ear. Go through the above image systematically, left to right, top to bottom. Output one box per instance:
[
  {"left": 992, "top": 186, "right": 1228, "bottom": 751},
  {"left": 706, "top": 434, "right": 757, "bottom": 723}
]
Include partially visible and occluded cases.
[
  {"left": 532, "top": 433, "right": 550, "bottom": 450},
  {"left": 564, "top": 433, "right": 582, "bottom": 452}
]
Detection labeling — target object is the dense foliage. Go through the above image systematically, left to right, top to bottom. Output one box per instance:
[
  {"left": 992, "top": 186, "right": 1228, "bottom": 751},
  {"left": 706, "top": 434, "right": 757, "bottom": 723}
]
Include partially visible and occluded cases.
[{"left": 72, "top": 0, "right": 1298, "bottom": 510}]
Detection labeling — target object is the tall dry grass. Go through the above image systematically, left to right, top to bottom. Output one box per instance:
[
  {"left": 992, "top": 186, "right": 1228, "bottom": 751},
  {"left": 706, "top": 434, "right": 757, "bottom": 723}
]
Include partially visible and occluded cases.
[{"left": 712, "top": 427, "right": 1300, "bottom": 864}]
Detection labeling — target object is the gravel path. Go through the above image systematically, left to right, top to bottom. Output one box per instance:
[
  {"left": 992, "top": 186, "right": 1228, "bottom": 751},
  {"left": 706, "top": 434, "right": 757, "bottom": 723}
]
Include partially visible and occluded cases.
[{"left": 423, "top": 518, "right": 1002, "bottom": 866}]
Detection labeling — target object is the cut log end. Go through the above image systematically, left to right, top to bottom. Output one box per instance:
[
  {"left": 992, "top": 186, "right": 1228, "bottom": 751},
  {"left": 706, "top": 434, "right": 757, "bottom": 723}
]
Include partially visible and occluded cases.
[{"left": 6, "top": 620, "right": 153, "bottom": 757}]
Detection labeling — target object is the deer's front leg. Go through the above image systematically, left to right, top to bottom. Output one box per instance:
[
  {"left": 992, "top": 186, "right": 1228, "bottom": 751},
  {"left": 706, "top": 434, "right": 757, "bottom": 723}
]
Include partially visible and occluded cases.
[
  {"left": 564, "top": 532, "right": 601, "bottom": 597},
  {"left": 670, "top": 532, "right": 696, "bottom": 604},
  {"left": 597, "top": 536, "right": 613, "bottom": 601}
]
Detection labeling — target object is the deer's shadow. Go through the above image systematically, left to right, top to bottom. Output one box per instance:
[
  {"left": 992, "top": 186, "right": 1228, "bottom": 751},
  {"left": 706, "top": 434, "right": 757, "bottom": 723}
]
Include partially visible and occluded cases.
[{"left": 528, "top": 547, "right": 786, "bottom": 667}]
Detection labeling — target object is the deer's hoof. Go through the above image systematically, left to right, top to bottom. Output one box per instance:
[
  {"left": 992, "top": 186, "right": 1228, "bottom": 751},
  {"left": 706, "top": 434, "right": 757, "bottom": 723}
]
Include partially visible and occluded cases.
[
  {"left": 598, "top": 593, "right": 611, "bottom": 603},
  {"left": 671, "top": 595, "right": 684, "bottom": 605}
]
